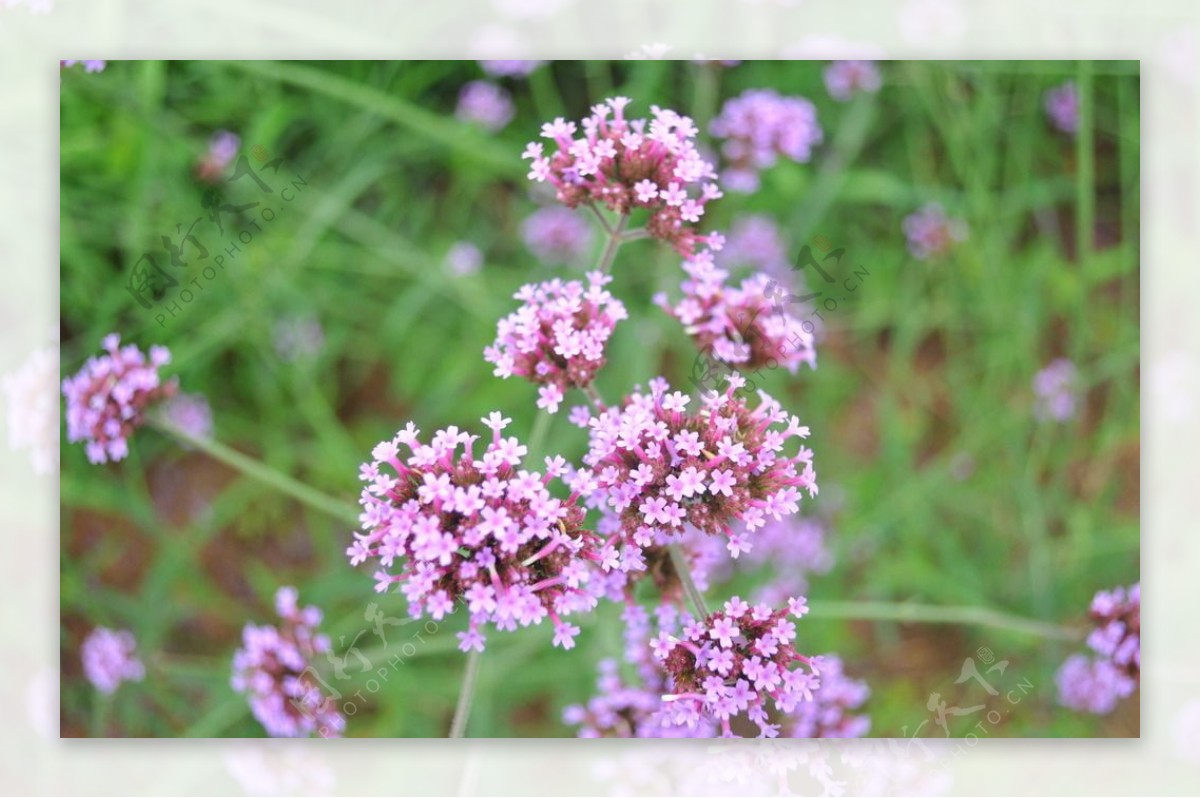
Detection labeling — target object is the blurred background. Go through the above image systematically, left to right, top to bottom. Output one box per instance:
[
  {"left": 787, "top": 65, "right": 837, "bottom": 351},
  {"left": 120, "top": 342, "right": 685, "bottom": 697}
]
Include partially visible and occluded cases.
[{"left": 59, "top": 60, "right": 1139, "bottom": 737}]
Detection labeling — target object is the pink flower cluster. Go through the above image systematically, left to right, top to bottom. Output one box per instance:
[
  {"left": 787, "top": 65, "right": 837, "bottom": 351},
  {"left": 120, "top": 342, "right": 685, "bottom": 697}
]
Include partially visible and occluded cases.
[
  {"left": 823, "top": 60, "right": 882, "bottom": 102},
  {"left": 456, "top": 81, "right": 515, "bottom": 132},
  {"left": 710, "top": 89, "right": 823, "bottom": 193},
  {"left": 522, "top": 97, "right": 723, "bottom": 257},
  {"left": 902, "top": 202, "right": 968, "bottom": 260},
  {"left": 520, "top": 206, "right": 595, "bottom": 265},
  {"left": 656, "top": 253, "right": 817, "bottom": 372},
  {"left": 485, "top": 272, "right": 628, "bottom": 414},
  {"left": 62, "top": 333, "right": 178, "bottom": 464},
  {"left": 580, "top": 373, "right": 817, "bottom": 567},
  {"left": 346, "top": 414, "right": 601, "bottom": 651},
  {"left": 1057, "top": 583, "right": 1140, "bottom": 714},
  {"left": 231, "top": 587, "right": 345, "bottom": 738},
  {"left": 654, "top": 596, "right": 820, "bottom": 737},
  {"left": 81, "top": 627, "right": 145, "bottom": 695}
]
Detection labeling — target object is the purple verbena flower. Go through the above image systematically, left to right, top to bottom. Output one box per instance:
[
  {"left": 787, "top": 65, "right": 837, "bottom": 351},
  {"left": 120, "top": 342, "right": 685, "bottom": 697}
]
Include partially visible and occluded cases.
[
  {"left": 823, "top": 60, "right": 882, "bottom": 102},
  {"left": 1045, "top": 80, "right": 1080, "bottom": 135},
  {"left": 456, "top": 81, "right": 515, "bottom": 132},
  {"left": 710, "top": 89, "right": 823, "bottom": 193},
  {"left": 523, "top": 97, "right": 723, "bottom": 258},
  {"left": 902, "top": 202, "right": 968, "bottom": 260},
  {"left": 520, "top": 206, "right": 595, "bottom": 265},
  {"left": 714, "top": 214, "right": 789, "bottom": 275},
  {"left": 444, "top": 241, "right": 484, "bottom": 277},
  {"left": 485, "top": 272, "right": 627, "bottom": 413},
  {"left": 61, "top": 334, "right": 178, "bottom": 464},
  {"left": 1033, "top": 358, "right": 1079, "bottom": 422},
  {"left": 582, "top": 373, "right": 817, "bottom": 567},
  {"left": 160, "top": 392, "right": 214, "bottom": 442},
  {"left": 347, "top": 414, "right": 601, "bottom": 651},
  {"left": 1056, "top": 583, "right": 1140, "bottom": 714},
  {"left": 231, "top": 587, "right": 345, "bottom": 738},
  {"left": 81, "top": 627, "right": 145, "bottom": 695},
  {"left": 783, "top": 654, "right": 870, "bottom": 737}
]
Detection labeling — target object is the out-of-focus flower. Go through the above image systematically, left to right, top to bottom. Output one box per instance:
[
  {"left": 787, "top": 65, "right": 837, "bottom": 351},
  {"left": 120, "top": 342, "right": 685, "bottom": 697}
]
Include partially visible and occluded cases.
[
  {"left": 479, "top": 59, "right": 544, "bottom": 78},
  {"left": 61, "top": 60, "right": 106, "bottom": 72},
  {"left": 823, "top": 60, "right": 882, "bottom": 102},
  {"left": 1045, "top": 80, "right": 1080, "bottom": 136},
  {"left": 456, "top": 81, "right": 515, "bottom": 131},
  {"left": 710, "top": 89, "right": 822, "bottom": 193},
  {"left": 523, "top": 97, "right": 723, "bottom": 257},
  {"left": 195, "top": 130, "right": 240, "bottom": 182},
  {"left": 902, "top": 203, "right": 968, "bottom": 260},
  {"left": 520, "top": 206, "right": 594, "bottom": 265},
  {"left": 714, "top": 214, "right": 789, "bottom": 276},
  {"left": 444, "top": 241, "right": 484, "bottom": 277},
  {"left": 656, "top": 252, "right": 817, "bottom": 373},
  {"left": 485, "top": 272, "right": 626, "bottom": 413},
  {"left": 273, "top": 316, "right": 324, "bottom": 362},
  {"left": 62, "top": 334, "right": 177, "bottom": 464},
  {"left": 2, "top": 344, "right": 58, "bottom": 474},
  {"left": 1033, "top": 358, "right": 1079, "bottom": 422},
  {"left": 583, "top": 373, "right": 817, "bottom": 568},
  {"left": 160, "top": 392, "right": 213, "bottom": 442},
  {"left": 347, "top": 414, "right": 601, "bottom": 652},
  {"left": 1056, "top": 583, "right": 1140, "bottom": 714},
  {"left": 231, "top": 587, "right": 345, "bottom": 738},
  {"left": 82, "top": 627, "right": 145, "bottom": 695},
  {"left": 783, "top": 654, "right": 870, "bottom": 737}
]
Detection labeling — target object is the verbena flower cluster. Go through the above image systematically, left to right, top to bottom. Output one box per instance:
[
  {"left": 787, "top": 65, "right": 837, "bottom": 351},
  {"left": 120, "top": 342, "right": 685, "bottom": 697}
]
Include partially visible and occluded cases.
[
  {"left": 823, "top": 60, "right": 882, "bottom": 102},
  {"left": 1045, "top": 80, "right": 1080, "bottom": 136},
  {"left": 456, "top": 81, "right": 515, "bottom": 132},
  {"left": 710, "top": 89, "right": 823, "bottom": 193},
  {"left": 522, "top": 97, "right": 723, "bottom": 256},
  {"left": 902, "top": 202, "right": 968, "bottom": 260},
  {"left": 520, "top": 206, "right": 595, "bottom": 265},
  {"left": 656, "top": 252, "right": 817, "bottom": 372},
  {"left": 485, "top": 272, "right": 627, "bottom": 413},
  {"left": 62, "top": 334, "right": 177, "bottom": 464},
  {"left": 1033, "top": 358, "right": 1079, "bottom": 422},
  {"left": 581, "top": 373, "right": 817, "bottom": 567},
  {"left": 346, "top": 414, "right": 600, "bottom": 651},
  {"left": 1057, "top": 583, "right": 1140, "bottom": 715},
  {"left": 231, "top": 587, "right": 345, "bottom": 738},
  {"left": 82, "top": 627, "right": 145, "bottom": 695},
  {"left": 782, "top": 653, "right": 870, "bottom": 737}
]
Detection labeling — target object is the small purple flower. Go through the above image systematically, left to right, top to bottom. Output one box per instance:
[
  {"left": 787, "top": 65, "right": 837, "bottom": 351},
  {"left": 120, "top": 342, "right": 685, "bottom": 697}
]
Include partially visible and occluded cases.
[
  {"left": 61, "top": 60, "right": 107, "bottom": 73},
  {"left": 479, "top": 60, "right": 544, "bottom": 78},
  {"left": 823, "top": 60, "right": 882, "bottom": 102},
  {"left": 1045, "top": 80, "right": 1080, "bottom": 136},
  {"left": 456, "top": 81, "right": 515, "bottom": 132},
  {"left": 710, "top": 89, "right": 823, "bottom": 193},
  {"left": 196, "top": 130, "right": 240, "bottom": 182},
  {"left": 902, "top": 203, "right": 968, "bottom": 260},
  {"left": 520, "top": 206, "right": 594, "bottom": 265},
  {"left": 714, "top": 214, "right": 789, "bottom": 276},
  {"left": 444, "top": 241, "right": 484, "bottom": 276},
  {"left": 485, "top": 271, "right": 627, "bottom": 413},
  {"left": 62, "top": 334, "right": 178, "bottom": 464},
  {"left": 1033, "top": 358, "right": 1079, "bottom": 422},
  {"left": 160, "top": 392, "right": 213, "bottom": 442},
  {"left": 1056, "top": 583, "right": 1140, "bottom": 715},
  {"left": 231, "top": 587, "right": 345, "bottom": 738},
  {"left": 81, "top": 627, "right": 145, "bottom": 695},
  {"left": 783, "top": 654, "right": 870, "bottom": 737},
  {"left": 1056, "top": 655, "right": 1131, "bottom": 715}
]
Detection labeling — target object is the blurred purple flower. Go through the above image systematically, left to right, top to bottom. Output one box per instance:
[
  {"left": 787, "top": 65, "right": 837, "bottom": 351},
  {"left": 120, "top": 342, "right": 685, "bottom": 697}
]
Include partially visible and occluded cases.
[
  {"left": 479, "top": 59, "right": 544, "bottom": 78},
  {"left": 61, "top": 60, "right": 106, "bottom": 73},
  {"left": 824, "top": 60, "right": 882, "bottom": 102},
  {"left": 1045, "top": 80, "right": 1080, "bottom": 135},
  {"left": 456, "top": 81, "right": 515, "bottom": 131},
  {"left": 711, "top": 89, "right": 823, "bottom": 193},
  {"left": 902, "top": 203, "right": 968, "bottom": 260},
  {"left": 520, "top": 206, "right": 594, "bottom": 265},
  {"left": 444, "top": 241, "right": 483, "bottom": 276},
  {"left": 273, "top": 316, "right": 324, "bottom": 362},
  {"left": 1033, "top": 358, "right": 1079, "bottom": 422},
  {"left": 160, "top": 392, "right": 213, "bottom": 442},
  {"left": 1056, "top": 583, "right": 1140, "bottom": 714},
  {"left": 82, "top": 627, "right": 145, "bottom": 695}
]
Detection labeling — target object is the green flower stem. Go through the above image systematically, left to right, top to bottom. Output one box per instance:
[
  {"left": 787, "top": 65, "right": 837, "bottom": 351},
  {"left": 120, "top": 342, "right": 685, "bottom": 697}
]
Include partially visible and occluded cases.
[
  {"left": 596, "top": 212, "right": 630, "bottom": 275},
  {"left": 148, "top": 417, "right": 360, "bottom": 526},
  {"left": 669, "top": 543, "right": 710, "bottom": 619},
  {"left": 807, "top": 600, "right": 1081, "bottom": 641},
  {"left": 449, "top": 648, "right": 482, "bottom": 738}
]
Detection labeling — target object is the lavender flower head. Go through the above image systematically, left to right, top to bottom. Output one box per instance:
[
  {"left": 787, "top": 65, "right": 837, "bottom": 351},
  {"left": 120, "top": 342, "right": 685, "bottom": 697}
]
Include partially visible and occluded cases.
[
  {"left": 61, "top": 60, "right": 107, "bottom": 73},
  {"left": 479, "top": 60, "right": 544, "bottom": 78},
  {"left": 824, "top": 60, "right": 883, "bottom": 102},
  {"left": 1045, "top": 80, "right": 1080, "bottom": 135},
  {"left": 456, "top": 81, "right": 515, "bottom": 132},
  {"left": 710, "top": 89, "right": 823, "bottom": 193},
  {"left": 523, "top": 97, "right": 724, "bottom": 257},
  {"left": 902, "top": 203, "right": 968, "bottom": 260},
  {"left": 520, "top": 206, "right": 595, "bottom": 266},
  {"left": 714, "top": 214, "right": 789, "bottom": 276},
  {"left": 444, "top": 241, "right": 483, "bottom": 277},
  {"left": 656, "top": 251, "right": 817, "bottom": 373},
  {"left": 485, "top": 272, "right": 627, "bottom": 414},
  {"left": 62, "top": 334, "right": 177, "bottom": 464},
  {"left": 2, "top": 344, "right": 58, "bottom": 474},
  {"left": 1033, "top": 358, "right": 1079, "bottom": 422},
  {"left": 581, "top": 372, "right": 817, "bottom": 568},
  {"left": 160, "top": 392, "right": 214, "bottom": 441},
  {"left": 347, "top": 414, "right": 601, "bottom": 652},
  {"left": 1057, "top": 583, "right": 1140, "bottom": 714},
  {"left": 231, "top": 587, "right": 345, "bottom": 738},
  {"left": 82, "top": 627, "right": 145, "bottom": 695},
  {"left": 783, "top": 653, "right": 870, "bottom": 737}
]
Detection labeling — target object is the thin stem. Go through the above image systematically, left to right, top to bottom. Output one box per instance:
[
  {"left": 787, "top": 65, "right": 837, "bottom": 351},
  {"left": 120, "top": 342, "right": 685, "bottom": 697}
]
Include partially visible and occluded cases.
[
  {"left": 584, "top": 202, "right": 614, "bottom": 236},
  {"left": 596, "top": 213, "right": 630, "bottom": 275},
  {"left": 619, "top": 228, "right": 651, "bottom": 242},
  {"left": 583, "top": 384, "right": 606, "bottom": 409},
  {"left": 527, "top": 410, "right": 553, "bottom": 461},
  {"left": 148, "top": 417, "right": 360, "bottom": 526},
  {"left": 668, "top": 543, "right": 709, "bottom": 619},
  {"left": 806, "top": 600, "right": 1082, "bottom": 641},
  {"left": 449, "top": 648, "right": 482, "bottom": 738}
]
